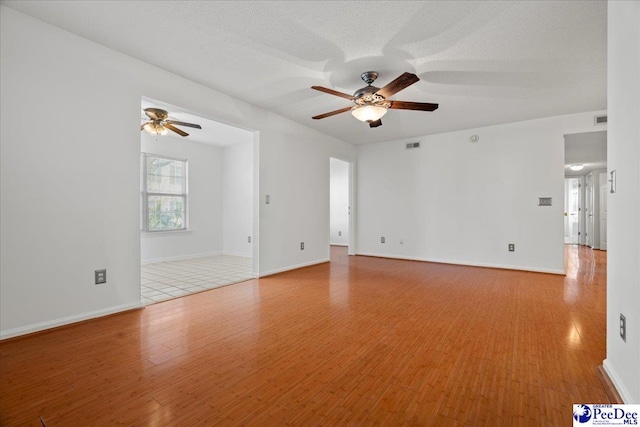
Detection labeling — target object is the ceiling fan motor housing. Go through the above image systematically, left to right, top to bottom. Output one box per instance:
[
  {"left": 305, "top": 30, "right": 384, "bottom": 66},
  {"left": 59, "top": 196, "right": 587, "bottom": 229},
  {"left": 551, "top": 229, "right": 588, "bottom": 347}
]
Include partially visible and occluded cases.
[{"left": 354, "top": 85, "right": 390, "bottom": 108}]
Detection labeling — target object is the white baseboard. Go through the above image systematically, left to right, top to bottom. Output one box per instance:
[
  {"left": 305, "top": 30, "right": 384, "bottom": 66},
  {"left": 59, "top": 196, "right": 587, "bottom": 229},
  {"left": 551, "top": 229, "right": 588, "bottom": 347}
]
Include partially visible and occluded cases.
[
  {"left": 222, "top": 250, "right": 252, "bottom": 258},
  {"left": 141, "top": 251, "right": 223, "bottom": 264},
  {"left": 355, "top": 252, "right": 565, "bottom": 275},
  {"left": 259, "top": 258, "right": 330, "bottom": 277},
  {"left": 0, "top": 301, "right": 144, "bottom": 340},
  {"left": 603, "top": 359, "right": 634, "bottom": 404}
]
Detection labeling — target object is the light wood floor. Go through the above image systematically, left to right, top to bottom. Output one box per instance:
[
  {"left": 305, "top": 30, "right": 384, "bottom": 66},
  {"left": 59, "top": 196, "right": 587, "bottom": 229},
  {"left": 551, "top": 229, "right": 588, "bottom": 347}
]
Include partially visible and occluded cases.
[{"left": 0, "top": 246, "right": 609, "bottom": 426}]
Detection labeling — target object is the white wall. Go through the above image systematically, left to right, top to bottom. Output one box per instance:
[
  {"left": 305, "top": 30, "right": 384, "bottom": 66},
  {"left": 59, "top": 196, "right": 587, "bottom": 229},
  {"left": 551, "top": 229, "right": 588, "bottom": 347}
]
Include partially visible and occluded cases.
[
  {"left": 604, "top": 0, "right": 640, "bottom": 404},
  {"left": 0, "top": 7, "right": 355, "bottom": 338},
  {"left": 356, "top": 112, "right": 606, "bottom": 274},
  {"left": 140, "top": 132, "right": 223, "bottom": 263},
  {"left": 222, "top": 141, "right": 253, "bottom": 258},
  {"left": 330, "top": 158, "right": 349, "bottom": 246}
]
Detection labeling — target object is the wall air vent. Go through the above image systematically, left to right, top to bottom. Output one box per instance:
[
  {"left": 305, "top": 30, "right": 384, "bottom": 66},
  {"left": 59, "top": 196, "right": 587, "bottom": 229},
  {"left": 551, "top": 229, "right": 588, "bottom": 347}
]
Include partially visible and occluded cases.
[
  {"left": 594, "top": 115, "right": 607, "bottom": 125},
  {"left": 405, "top": 142, "right": 421, "bottom": 149}
]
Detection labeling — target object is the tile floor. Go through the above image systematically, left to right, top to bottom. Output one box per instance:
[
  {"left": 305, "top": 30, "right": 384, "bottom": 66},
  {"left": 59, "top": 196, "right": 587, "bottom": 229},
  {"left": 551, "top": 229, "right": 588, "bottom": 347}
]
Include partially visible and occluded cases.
[{"left": 141, "top": 255, "right": 254, "bottom": 305}]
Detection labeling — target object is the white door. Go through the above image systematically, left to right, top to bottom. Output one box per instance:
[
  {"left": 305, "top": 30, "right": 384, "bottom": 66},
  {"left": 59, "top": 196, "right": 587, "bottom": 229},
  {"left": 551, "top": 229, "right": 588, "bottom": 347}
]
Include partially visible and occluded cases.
[
  {"left": 599, "top": 172, "right": 608, "bottom": 250},
  {"left": 585, "top": 173, "right": 594, "bottom": 247},
  {"left": 564, "top": 178, "right": 581, "bottom": 244}
]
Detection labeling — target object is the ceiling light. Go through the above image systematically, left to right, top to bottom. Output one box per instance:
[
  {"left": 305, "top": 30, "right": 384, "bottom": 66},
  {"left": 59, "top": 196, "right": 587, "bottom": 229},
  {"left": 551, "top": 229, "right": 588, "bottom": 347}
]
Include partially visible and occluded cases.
[
  {"left": 351, "top": 105, "right": 388, "bottom": 123},
  {"left": 142, "top": 122, "right": 168, "bottom": 136},
  {"left": 569, "top": 164, "right": 584, "bottom": 171}
]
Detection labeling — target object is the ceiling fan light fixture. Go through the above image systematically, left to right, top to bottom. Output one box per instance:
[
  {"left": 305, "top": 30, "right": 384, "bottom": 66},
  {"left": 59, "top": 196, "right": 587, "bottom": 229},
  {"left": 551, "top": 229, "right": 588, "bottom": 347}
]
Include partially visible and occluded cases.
[
  {"left": 351, "top": 104, "right": 388, "bottom": 123},
  {"left": 142, "top": 122, "right": 168, "bottom": 136},
  {"left": 569, "top": 164, "right": 584, "bottom": 171}
]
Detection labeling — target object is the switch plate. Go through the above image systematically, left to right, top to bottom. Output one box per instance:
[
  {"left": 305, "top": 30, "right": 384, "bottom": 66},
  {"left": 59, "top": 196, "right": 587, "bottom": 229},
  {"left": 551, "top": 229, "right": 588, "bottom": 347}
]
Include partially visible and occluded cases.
[
  {"left": 265, "top": 195, "right": 270, "bottom": 204},
  {"left": 338, "top": 231, "right": 342, "bottom": 236},
  {"left": 248, "top": 236, "right": 251, "bottom": 243},
  {"left": 381, "top": 237, "right": 385, "bottom": 243},
  {"left": 300, "top": 242, "right": 304, "bottom": 250},
  {"left": 508, "top": 244, "right": 515, "bottom": 252},
  {"left": 95, "top": 269, "right": 106, "bottom": 285},
  {"left": 620, "top": 313, "right": 626, "bottom": 342}
]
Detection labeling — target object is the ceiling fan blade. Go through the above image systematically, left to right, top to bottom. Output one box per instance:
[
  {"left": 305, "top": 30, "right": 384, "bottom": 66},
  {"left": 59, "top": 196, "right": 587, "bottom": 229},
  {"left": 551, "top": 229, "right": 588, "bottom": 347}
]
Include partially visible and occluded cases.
[
  {"left": 375, "top": 72, "right": 419, "bottom": 98},
  {"left": 311, "top": 86, "right": 354, "bottom": 100},
  {"left": 389, "top": 101, "right": 439, "bottom": 111},
  {"left": 312, "top": 106, "right": 352, "bottom": 120},
  {"left": 144, "top": 108, "right": 168, "bottom": 121},
  {"left": 144, "top": 110, "right": 159, "bottom": 120},
  {"left": 369, "top": 119, "right": 382, "bottom": 128},
  {"left": 165, "top": 120, "right": 202, "bottom": 129},
  {"left": 164, "top": 123, "right": 189, "bottom": 137}
]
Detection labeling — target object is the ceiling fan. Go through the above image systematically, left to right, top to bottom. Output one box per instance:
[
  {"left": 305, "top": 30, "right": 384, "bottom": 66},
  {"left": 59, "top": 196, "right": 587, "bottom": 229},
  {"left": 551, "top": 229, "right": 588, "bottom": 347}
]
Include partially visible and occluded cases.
[
  {"left": 311, "top": 71, "right": 438, "bottom": 128},
  {"left": 140, "top": 108, "right": 202, "bottom": 137}
]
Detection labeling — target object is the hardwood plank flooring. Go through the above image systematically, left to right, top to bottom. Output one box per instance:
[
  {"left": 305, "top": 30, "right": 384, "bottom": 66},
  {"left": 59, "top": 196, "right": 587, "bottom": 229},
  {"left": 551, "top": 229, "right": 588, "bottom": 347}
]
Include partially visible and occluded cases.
[{"left": 0, "top": 245, "right": 608, "bottom": 426}]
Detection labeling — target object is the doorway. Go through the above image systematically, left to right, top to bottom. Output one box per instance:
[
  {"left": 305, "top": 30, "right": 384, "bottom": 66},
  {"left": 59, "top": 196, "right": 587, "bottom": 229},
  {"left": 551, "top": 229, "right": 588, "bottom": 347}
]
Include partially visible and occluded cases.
[
  {"left": 139, "top": 97, "right": 256, "bottom": 305},
  {"left": 563, "top": 130, "right": 607, "bottom": 251},
  {"left": 330, "top": 158, "right": 351, "bottom": 255},
  {"left": 564, "top": 177, "right": 581, "bottom": 244}
]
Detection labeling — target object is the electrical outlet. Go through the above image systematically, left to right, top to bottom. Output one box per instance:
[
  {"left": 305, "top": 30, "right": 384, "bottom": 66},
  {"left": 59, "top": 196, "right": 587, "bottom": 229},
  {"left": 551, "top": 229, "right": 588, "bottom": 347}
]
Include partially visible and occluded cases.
[
  {"left": 265, "top": 195, "right": 270, "bottom": 204},
  {"left": 338, "top": 231, "right": 342, "bottom": 236},
  {"left": 248, "top": 236, "right": 251, "bottom": 243},
  {"left": 381, "top": 237, "right": 385, "bottom": 243},
  {"left": 399, "top": 238, "right": 404, "bottom": 244},
  {"left": 300, "top": 242, "right": 304, "bottom": 250},
  {"left": 508, "top": 244, "right": 515, "bottom": 252},
  {"left": 95, "top": 269, "right": 106, "bottom": 285},
  {"left": 620, "top": 313, "right": 626, "bottom": 342}
]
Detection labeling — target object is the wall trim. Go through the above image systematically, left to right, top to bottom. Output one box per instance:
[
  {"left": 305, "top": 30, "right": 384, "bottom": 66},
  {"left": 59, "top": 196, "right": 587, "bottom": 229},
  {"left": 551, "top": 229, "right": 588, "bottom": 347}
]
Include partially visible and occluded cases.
[
  {"left": 330, "top": 243, "right": 348, "bottom": 247},
  {"left": 222, "top": 250, "right": 252, "bottom": 258},
  {"left": 141, "top": 251, "right": 223, "bottom": 265},
  {"left": 355, "top": 252, "right": 565, "bottom": 275},
  {"left": 259, "top": 258, "right": 330, "bottom": 278},
  {"left": 0, "top": 301, "right": 144, "bottom": 340},
  {"left": 603, "top": 359, "right": 634, "bottom": 404},
  {"left": 598, "top": 365, "right": 624, "bottom": 404}
]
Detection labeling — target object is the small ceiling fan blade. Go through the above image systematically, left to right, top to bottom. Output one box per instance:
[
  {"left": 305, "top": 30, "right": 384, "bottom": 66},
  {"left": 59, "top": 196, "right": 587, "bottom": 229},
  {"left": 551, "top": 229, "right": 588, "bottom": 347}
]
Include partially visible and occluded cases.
[
  {"left": 375, "top": 72, "right": 419, "bottom": 98},
  {"left": 311, "top": 86, "right": 354, "bottom": 100},
  {"left": 389, "top": 101, "right": 439, "bottom": 111},
  {"left": 312, "top": 106, "right": 352, "bottom": 120},
  {"left": 144, "top": 108, "right": 168, "bottom": 121},
  {"left": 369, "top": 119, "right": 382, "bottom": 128},
  {"left": 165, "top": 120, "right": 202, "bottom": 129},
  {"left": 164, "top": 123, "right": 189, "bottom": 137}
]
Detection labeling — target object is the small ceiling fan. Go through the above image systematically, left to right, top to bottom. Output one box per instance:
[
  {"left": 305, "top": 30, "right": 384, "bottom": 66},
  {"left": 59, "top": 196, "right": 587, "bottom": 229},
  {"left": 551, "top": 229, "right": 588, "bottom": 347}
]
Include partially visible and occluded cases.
[
  {"left": 311, "top": 71, "right": 438, "bottom": 128},
  {"left": 141, "top": 108, "right": 202, "bottom": 137}
]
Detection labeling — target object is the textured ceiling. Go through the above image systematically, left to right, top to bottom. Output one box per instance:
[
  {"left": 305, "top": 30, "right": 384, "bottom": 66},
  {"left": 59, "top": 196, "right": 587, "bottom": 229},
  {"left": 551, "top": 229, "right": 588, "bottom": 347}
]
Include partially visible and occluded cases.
[
  {"left": 4, "top": 1, "right": 607, "bottom": 145},
  {"left": 564, "top": 131, "right": 607, "bottom": 176}
]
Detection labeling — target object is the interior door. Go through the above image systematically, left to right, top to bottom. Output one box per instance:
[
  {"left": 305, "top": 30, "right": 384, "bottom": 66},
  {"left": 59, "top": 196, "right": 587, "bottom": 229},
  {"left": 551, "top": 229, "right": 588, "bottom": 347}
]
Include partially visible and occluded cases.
[
  {"left": 599, "top": 172, "right": 608, "bottom": 250},
  {"left": 585, "top": 173, "right": 594, "bottom": 247},
  {"left": 564, "top": 178, "right": 581, "bottom": 244}
]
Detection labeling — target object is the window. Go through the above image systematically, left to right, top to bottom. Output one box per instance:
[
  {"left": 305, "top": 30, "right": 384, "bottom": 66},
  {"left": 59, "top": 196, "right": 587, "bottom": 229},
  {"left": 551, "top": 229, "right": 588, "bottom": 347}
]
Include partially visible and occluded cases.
[{"left": 141, "top": 153, "right": 188, "bottom": 232}]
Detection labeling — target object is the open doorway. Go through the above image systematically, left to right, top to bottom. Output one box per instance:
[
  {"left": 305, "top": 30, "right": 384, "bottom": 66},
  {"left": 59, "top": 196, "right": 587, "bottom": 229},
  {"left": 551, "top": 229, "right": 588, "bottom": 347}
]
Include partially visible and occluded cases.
[
  {"left": 139, "top": 97, "right": 256, "bottom": 305},
  {"left": 563, "top": 130, "right": 607, "bottom": 251},
  {"left": 330, "top": 158, "right": 351, "bottom": 258},
  {"left": 564, "top": 177, "right": 581, "bottom": 244}
]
